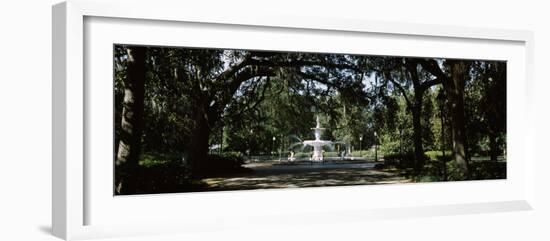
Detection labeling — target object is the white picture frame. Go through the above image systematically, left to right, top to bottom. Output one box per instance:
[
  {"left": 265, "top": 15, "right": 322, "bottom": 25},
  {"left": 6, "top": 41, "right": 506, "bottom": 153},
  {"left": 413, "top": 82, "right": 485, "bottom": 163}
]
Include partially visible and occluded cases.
[{"left": 52, "top": 0, "right": 535, "bottom": 240}]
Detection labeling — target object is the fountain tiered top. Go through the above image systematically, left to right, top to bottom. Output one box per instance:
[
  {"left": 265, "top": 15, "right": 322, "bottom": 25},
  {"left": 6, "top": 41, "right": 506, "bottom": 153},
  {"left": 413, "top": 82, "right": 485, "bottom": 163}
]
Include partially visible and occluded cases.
[
  {"left": 302, "top": 116, "right": 333, "bottom": 161},
  {"left": 311, "top": 116, "right": 325, "bottom": 140}
]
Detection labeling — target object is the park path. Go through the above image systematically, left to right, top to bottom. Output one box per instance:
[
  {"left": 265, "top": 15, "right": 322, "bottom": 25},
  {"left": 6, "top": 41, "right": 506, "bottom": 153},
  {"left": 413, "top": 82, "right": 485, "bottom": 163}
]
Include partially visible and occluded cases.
[{"left": 202, "top": 162, "right": 411, "bottom": 191}]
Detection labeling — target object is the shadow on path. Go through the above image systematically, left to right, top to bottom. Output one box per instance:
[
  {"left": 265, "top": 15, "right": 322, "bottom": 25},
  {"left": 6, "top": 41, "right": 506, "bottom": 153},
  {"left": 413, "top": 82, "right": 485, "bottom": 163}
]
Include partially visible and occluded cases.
[{"left": 202, "top": 162, "right": 411, "bottom": 191}]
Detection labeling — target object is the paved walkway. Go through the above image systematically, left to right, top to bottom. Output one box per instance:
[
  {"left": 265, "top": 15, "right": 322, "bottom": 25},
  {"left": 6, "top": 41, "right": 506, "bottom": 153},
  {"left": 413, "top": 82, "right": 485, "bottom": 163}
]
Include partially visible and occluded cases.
[{"left": 202, "top": 162, "right": 411, "bottom": 191}]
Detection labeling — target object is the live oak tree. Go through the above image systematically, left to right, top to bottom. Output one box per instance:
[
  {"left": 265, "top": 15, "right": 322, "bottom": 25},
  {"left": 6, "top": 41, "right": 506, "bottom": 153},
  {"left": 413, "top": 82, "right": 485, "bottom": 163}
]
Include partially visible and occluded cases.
[
  {"left": 115, "top": 46, "right": 146, "bottom": 193},
  {"left": 168, "top": 50, "right": 363, "bottom": 174},
  {"left": 176, "top": 50, "right": 276, "bottom": 174},
  {"left": 376, "top": 57, "right": 441, "bottom": 174},
  {"left": 419, "top": 59, "right": 471, "bottom": 177},
  {"left": 468, "top": 61, "right": 506, "bottom": 162},
  {"left": 484, "top": 62, "right": 506, "bottom": 162}
]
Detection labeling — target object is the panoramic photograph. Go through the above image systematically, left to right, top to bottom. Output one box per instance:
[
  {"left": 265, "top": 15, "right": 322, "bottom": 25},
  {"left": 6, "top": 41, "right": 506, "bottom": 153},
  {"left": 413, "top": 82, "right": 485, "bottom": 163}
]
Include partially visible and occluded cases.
[{"left": 113, "top": 44, "right": 507, "bottom": 195}]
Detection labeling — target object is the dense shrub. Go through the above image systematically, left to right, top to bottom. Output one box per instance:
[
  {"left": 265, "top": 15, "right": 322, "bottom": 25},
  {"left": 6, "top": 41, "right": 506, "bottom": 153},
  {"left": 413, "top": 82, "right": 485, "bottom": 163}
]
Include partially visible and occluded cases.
[
  {"left": 424, "top": 150, "right": 453, "bottom": 161},
  {"left": 220, "top": 151, "right": 244, "bottom": 159},
  {"left": 291, "top": 151, "right": 340, "bottom": 159},
  {"left": 323, "top": 151, "right": 339, "bottom": 157},
  {"left": 349, "top": 151, "right": 364, "bottom": 157},
  {"left": 133, "top": 152, "right": 252, "bottom": 188},
  {"left": 139, "top": 152, "right": 184, "bottom": 167},
  {"left": 293, "top": 152, "right": 312, "bottom": 159},
  {"left": 384, "top": 152, "right": 416, "bottom": 168},
  {"left": 117, "top": 154, "right": 206, "bottom": 195},
  {"left": 193, "top": 154, "right": 251, "bottom": 177},
  {"left": 419, "top": 158, "right": 506, "bottom": 181},
  {"left": 469, "top": 161, "right": 506, "bottom": 180},
  {"left": 417, "top": 175, "right": 442, "bottom": 182}
]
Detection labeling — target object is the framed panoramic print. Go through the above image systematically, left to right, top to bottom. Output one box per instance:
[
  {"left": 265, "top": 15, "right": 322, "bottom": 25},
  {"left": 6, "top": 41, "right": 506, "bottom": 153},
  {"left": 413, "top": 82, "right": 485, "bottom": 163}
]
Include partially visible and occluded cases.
[{"left": 53, "top": 0, "right": 535, "bottom": 240}]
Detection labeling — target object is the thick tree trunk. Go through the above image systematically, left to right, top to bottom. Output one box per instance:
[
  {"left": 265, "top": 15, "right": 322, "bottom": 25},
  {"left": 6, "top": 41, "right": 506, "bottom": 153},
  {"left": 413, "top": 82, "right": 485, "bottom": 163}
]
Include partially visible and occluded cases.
[
  {"left": 115, "top": 47, "right": 147, "bottom": 194},
  {"left": 402, "top": 60, "right": 428, "bottom": 175},
  {"left": 445, "top": 60, "right": 469, "bottom": 177},
  {"left": 487, "top": 62, "right": 505, "bottom": 162},
  {"left": 449, "top": 93, "right": 468, "bottom": 175},
  {"left": 412, "top": 94, "right": 425, "bottom": 174},
  {"left": 186, "top": 104, "right": 220, "bottom": 176},
  {"left": 440, "top": 104, "right": 447, "bottom": 181},
  {"left": 489, "top": 129, "right": 499, "bottom": 162}
]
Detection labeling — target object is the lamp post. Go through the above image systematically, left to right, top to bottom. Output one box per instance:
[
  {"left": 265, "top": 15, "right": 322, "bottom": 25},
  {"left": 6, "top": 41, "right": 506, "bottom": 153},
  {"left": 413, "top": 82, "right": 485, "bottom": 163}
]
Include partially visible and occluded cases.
[
  {"left": 248, "top": 129, "right": 253, "bottom": 159},
  {"left": 374, "top": 131, "right": 378, "bottom": 162},
  {"left": 278, "top": 135, "right": 283, "bottom": 162},
  {"left": 359, "top": 135, "right": 363, "bottom": 158},
  {"left": 272, "top": 136, "right": 276, "bottom": 160}
]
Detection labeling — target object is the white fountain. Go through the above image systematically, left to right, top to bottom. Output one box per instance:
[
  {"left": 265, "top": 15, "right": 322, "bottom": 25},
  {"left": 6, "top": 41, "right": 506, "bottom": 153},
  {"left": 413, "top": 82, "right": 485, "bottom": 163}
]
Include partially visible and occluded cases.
[{"left": 302, "top": 116, "right": 334, "bottom": 161}]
